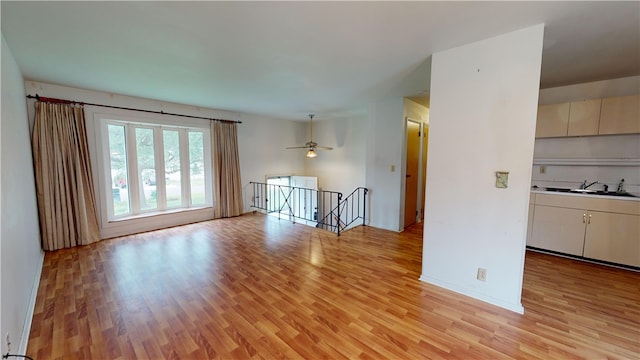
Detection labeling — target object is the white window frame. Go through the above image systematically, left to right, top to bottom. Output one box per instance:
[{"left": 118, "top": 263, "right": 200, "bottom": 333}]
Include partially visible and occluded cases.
[{"left": 95, "top": 112, "right": 212, "bottom": 222}]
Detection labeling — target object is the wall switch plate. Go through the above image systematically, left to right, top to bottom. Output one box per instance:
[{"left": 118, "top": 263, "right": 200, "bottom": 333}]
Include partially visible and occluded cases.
[
  {"left": 391, "top": 164, "right": 395, "bottom": 172},
  {"left": 495, "top": 171, "right": 509, "bottom": 188}
]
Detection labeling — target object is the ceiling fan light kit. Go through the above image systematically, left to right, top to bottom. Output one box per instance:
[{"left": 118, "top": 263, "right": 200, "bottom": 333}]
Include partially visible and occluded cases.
[{"left": 286, "top": 114, "right": 333, "bottom": 158}]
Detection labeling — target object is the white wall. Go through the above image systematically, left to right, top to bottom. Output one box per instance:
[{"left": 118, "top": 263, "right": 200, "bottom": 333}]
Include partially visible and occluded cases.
[
  {"left": 421, "top": 24, "right": 545, "bottom": 313},
  {"left": 1, "top": 34, "right": 44, "bottom": 355},
  {"left": 24, "top": 81, "right": 305, "bottom": 237},
  {"left": 362, "top": 97, "right": 429, "bottom": 233},
  {"left": 366, "top": 97, "right": 405, "bottom": 231},
  {"left": 237, "top": 114, "right": 305, "bottom": 211},
  {"left": 305, "top": 115, "right": 367, "bottom": 195}
]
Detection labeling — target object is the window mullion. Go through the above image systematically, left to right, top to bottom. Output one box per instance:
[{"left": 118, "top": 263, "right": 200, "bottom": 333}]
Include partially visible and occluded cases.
[
  {"left": 102, "top": 121, "right": 115, "bottom": 218},
  {"left": 126, "top": 124, "right": 141, "bottom": 214},
  {"left": 155, "top": 127, "right": 167, "bottom": 210},
  {"left": 180, "top": 129, "right": 190, "bottom": 207},
  {"left": 203, "top": 129, "right": 213, "bottom": 205}
]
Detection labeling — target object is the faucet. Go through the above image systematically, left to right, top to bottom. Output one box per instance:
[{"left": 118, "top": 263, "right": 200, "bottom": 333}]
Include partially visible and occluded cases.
[{"left": 580, "top": 180, "right": 598, "bottom": 190}]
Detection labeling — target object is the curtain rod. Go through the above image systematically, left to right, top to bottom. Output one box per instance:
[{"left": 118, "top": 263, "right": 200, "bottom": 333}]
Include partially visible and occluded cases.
[{"left": 26, "top": 94, "right": 242, "bottom": 124}]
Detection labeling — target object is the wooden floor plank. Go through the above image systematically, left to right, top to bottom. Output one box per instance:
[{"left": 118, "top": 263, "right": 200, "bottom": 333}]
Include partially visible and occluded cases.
[{"left": 27, "top": 213, "right": 640, "bottom": 359}]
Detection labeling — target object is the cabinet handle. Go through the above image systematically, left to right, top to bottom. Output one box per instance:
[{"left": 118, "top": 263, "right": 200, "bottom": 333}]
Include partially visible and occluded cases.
[
  {"left": 583, "top": 214, "right": 586, "bottom": 223},
  {"left": 588, "top": 214, "right": 592, "bottom": 224}
]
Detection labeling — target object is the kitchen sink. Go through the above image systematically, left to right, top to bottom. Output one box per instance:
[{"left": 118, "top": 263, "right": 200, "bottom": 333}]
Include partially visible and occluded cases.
[
  {"left": 539, "top": 187, "right": 637, "bottom": 198},
  {"left": 543, "top": 187, "right": 572, "bottom": 193},
  {"left": 586, "top": 191, "right": 638, "bottom": 198}
]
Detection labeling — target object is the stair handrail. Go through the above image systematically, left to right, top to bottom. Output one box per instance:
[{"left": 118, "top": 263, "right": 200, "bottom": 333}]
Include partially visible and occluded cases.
[
  {"left": 250, "top": 181, "right": 368, "bottom": 236},
  {"left": 250, "top": 181, "right": 341, "bottom": 227},
  {"left": 317, "top": 187, "right": 368, "bottom": 235}
]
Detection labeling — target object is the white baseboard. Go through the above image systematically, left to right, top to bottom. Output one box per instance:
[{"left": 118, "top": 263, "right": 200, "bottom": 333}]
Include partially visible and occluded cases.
[
  {"left": 18, "top": 250, "right": 44, "bottom": 355},
  {"left": 419, "top": 274, "right": 525, "bottom": 315}
]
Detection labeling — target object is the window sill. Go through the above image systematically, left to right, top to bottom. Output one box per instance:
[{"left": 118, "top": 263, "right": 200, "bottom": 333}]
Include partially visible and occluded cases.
[
  {"left": 100, "top": 206, "right": 215, "bottom": 239},
  {"left": 108, "top": 206, "right": 213, "bottom": 223}
]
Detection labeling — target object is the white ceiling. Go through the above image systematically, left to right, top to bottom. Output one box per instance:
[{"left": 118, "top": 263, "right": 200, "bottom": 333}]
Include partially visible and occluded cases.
[{"left": 2, "top": 1, "right": 638, "bottom": 120}]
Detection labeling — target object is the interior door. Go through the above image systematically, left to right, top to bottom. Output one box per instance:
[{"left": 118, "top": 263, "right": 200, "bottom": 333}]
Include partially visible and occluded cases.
[{"left": 404, "top": 120, "right": 420, "bottom": 228}]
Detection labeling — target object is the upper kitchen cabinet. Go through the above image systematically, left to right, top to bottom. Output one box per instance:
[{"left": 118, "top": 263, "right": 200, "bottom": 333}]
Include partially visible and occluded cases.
[
  {"left": 536, "top": 94, "right": 640, "bottom": 138},
  {"left": 599, "top": 94, "right": 640, "bottom": 135},
  {"left": 567, "top": 98, "right": 602, "bottom": 136},
  {"left": 536, "top": 103, "right": 570, "bottom": 137}
]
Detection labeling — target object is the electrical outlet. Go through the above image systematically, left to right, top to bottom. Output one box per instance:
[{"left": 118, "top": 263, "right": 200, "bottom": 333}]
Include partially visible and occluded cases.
[
  {"left": 539, "top": 165, "right": 546, "bottom": 174},
  {"left": 477, "top": 268, "right": 487, "bottom": 282},
  {"left": 5, "top": 332, "right": 11, "bottom": 354}
]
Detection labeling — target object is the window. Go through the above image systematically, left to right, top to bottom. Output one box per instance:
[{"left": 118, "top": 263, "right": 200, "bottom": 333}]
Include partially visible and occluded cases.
[
  {"left": 102, "top": 118, "right": 212, "bottom": 220},
  {"left": 188, "top": 132, "right": 206, "bottom": 206}
]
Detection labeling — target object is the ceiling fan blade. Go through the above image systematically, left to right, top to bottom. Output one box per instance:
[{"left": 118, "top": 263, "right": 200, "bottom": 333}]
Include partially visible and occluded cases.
[{"left": 286, "top": 115, "right": 333, "bottom": 154}]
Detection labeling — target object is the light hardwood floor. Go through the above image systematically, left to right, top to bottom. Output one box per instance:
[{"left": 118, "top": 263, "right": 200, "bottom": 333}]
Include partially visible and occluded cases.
[{"left": 28, "top": 213, "right": 640, "bottom": 359}]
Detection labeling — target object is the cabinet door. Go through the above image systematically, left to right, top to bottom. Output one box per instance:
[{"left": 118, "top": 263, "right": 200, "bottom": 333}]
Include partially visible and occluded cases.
[
  {"left": 599, "top": 95, "right": 640, "bottom": 135},
  {"left": 567, "top": 99, "right": 601, "bottom": 136},
  {"left": 536, "top": 103, "right": 570, "bottom": 138},
  {"left": 526, "top": 203, "right": 535, "bottom": 245},
  {"left": 530, "top": 205, "right": 587, "bottom": 256},
  {"left": 583, "top": 211, "right": 640, "bottom": 267}
]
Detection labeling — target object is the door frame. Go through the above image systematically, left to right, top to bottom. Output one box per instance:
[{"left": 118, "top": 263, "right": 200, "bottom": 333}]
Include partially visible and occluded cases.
[{"left": 403, "top": 117, "right": 428, "bottom": 228}]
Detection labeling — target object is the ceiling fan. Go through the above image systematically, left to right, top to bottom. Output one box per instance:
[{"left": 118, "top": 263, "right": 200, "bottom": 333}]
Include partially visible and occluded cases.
[{"left": 286, "top": 114, "right": 333, "bottom": 158}]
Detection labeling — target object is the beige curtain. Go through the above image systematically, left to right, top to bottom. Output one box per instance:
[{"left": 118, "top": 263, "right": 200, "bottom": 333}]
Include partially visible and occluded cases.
[
  {"left": 32, "top": 102, "right": 100, "bottom": 250},
  {"left": 211, "top": 121, "right": 243, "bottom": 218}
]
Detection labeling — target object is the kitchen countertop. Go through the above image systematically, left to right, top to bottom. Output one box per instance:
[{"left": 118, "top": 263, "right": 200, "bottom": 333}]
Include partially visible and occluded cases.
[{"left": 531, "top": 189, "right": 640, "bottom": 202}]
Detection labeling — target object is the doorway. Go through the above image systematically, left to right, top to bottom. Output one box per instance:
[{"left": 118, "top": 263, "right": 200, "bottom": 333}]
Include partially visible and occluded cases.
[
  {"left": 404, "top": 118, "right": 428, "bottom": 228},
  {"left": 266, "top": 175, "right": 318, "bottom": 227},
  {"left": 266, "top": 176, "right": 291, "bottom": 220},
  {"left": 290, "top": 176, "right": 318, "bottom": 227}
]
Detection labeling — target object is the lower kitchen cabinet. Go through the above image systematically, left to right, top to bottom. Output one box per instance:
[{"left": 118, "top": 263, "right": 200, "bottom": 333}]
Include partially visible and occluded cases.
[
  {"left": 526, "top": 193, "right": 535, "bottom": 244},
  {"left": 528, "top": 193, "right": 640, "bottom": 268},
  {"left": 529, "top": 205, "right": 586, "bottom": 256},
  {"left": 583, "top": 211, "right": 640, "bottom": 267}
]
